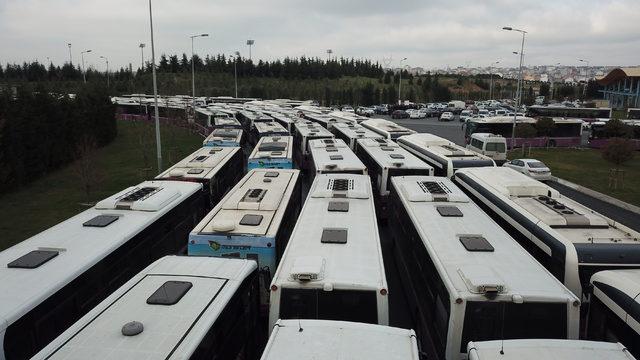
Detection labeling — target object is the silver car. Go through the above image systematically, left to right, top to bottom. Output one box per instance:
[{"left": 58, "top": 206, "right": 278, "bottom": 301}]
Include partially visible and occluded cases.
[{"left": 503, "top": 158, "right": 552, "bottom": 181}]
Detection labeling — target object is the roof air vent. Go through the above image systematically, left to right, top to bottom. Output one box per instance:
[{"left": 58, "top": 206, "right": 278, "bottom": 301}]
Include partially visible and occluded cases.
[
  {"left": 329, "top": 155, "right": 343, "bottom": 160},
  {"left": 331, "top": 179, "right": 350, "bottom": 191},
  {"left": 242, "top": 188, "right": 267, "bottom": 202},
  {"left": 328, "top": 201, "right": 349, "bottom": 212},
  {"left": 437, "top": 206, "right": 463, "bottom": 217},
  {"left": 240, "top": 214, "right": 263, "bottom": 226},
  {"left": 83, "top": 215, "right": 119, "bottom": 227},
  {"left": 321, "top": 228, "right": 348, "bottom": 244},
  {"left": 459, "top": 235, "right": 494, "bottom": 252},
  {"left": 8, "top": 250, "right": 59, "bottom": 269},
  {"left": 147, "top": 281, "right": 193, "bottom": 305}
]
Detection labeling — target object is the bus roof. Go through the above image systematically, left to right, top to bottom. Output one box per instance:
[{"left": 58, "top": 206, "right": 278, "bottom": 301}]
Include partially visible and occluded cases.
[
  {"left": 468, "top": 116, "right": 537, "bottom": 124},
  {"left": 361, "top": 118, "right": 417, "bottom": 137},
  {"left": 253, "top": 121, "right": 289, "bottom": 135},
  {"left": 294, "top": 121, "right": 334, "bottom": 137},
  {"left": 332, "top": 122, "right": 384, "bottom": 140},
  {"left": 204, "top": 128, "right": 243, "bottom": 142},
  {"left": 398, "top": 133, "right": 494, "bottom": 161},
  {"left": 249, "top": 136, "right": 294, "bottom": 160},
  {"left": 309, "top": 138, "right": 366, "bottom": 173},
  {"left": 357, "top": 138, "right": 433, "bottom": 170},
  {"left": 156, "top": 146, "right": 241, "bottom": 181},
  {"left": 454, "top": 167, "right": 640, "bottom": 246},
  {"left": 191, "top": 169, "right": 300, "bottom": 238},
  {"left": 271, "top": 174, "right": 386, "bottom": 291},
  {"left": 391, "top": 175, "right": 578, "bottom": 302},
  {"left": 0, "top": 181, "right": 201, "bottom": 330},
  {"left": 32, "top": 256, "right": 256, "bottom": 360},
  {"left": 591, "top": 269, "right": 640, "bottom": 335},
  {"left": 262, "top": 320, "right": 419, "bottom": 360},
  {"left": 467, "top": 340, "right": 634, "bottom": 360}
]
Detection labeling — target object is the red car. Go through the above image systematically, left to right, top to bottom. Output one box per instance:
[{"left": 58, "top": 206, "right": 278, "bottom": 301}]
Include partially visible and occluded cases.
[{"left": 391, "top": 110, "right": 409, "bottom": 119}]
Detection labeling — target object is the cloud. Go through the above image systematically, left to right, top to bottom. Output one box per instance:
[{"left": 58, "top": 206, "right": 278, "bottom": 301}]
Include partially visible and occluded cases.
[{"left": 0, "top": 0, "right": 638, "bottom": 70}]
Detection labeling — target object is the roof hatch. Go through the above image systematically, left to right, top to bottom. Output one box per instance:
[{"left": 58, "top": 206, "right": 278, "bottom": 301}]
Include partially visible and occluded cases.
[{"left": 8, "top": 250, "right": 59, "bottom": 269}]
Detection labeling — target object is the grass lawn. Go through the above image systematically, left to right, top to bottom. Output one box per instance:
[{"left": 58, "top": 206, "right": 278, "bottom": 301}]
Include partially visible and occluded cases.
[
  {"left": 0, "top": 120, "right": 203, "bottom": 251},
  {"left": 507, "top": 147, "right": 640, "bottom": 206}
]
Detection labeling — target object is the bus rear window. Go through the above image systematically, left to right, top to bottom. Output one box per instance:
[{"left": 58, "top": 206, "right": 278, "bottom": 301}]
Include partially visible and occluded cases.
[
  {"left": 485, "top": 142, "right": 505, "bottom": 153},
  {"left": 280, "top": 288, "right": 378, "bottom": 324},
  {"left": 460, "top": 302, "right": 567, "bottom": 352}
]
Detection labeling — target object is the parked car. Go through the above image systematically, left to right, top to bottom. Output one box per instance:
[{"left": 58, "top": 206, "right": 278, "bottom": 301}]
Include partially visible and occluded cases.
[
  {"left": 342, "top": 105, "right": 355, "bottom": 113},
  {"left": 356, "top": 106, "right": 375, "bottom": 117},
  {"left": 410, "top": 109, "right": 427, "bottom": 119},
  {"left": 391, "top": 110, "right": 409, "bottom": 119},
  {"left": 459, "top": 110, "right": 473, "bottom": 122},
  {"left": 439, "top": 112, "right": 454, "bottom": 121},
  {"left": 503, "top": 158, "right": 552, "bottom": 181}
]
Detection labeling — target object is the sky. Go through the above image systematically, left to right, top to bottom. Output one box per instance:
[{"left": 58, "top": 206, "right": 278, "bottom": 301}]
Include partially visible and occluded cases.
[{"left": 1, "top": 0, "right": 639, "bottom": 71}]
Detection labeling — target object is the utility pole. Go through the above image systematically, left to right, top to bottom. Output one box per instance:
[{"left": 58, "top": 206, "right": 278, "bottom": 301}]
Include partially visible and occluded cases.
[
  {"left": 149, "top": 0, "right": 162, "bottom": 172},
  {"left": 503, "top": 26, "right": 527, "bottom": 150},
  {"left": 190, "top": 33, "right": 209, "bottom": 108},
  {"left": 247, "top": 40, "right": 255, "bottom": 61},
  {"left": 67, "top": 43, "right": 72, "bottom": 65},
  {"left": 139, "top": 43, "right": 146, "bottom": 72},
  {"left": 81, "top": 49, "right": 92, "bottom": 83},
  {"left": 100, "top": 55, "right": 109, "bottom": 88},
  {"left": 398, "top": 57, "right": 407, "bottom": 105},
  {"left": 489, "top": 60, "right": 500, "bottom": 100}
]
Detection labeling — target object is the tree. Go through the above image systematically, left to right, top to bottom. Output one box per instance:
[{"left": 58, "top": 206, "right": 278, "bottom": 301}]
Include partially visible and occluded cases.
[
  {"left": 383, "top": 70, "right": 392, "bottom": 84},
  {"left": 585, "top": 80, "right": 600, "bottom": 99},
  {"left": 539, "top": 82, "right": 550, "bottom": 97},
  {"left": 536, "top": 117, "right": 556, "bottom": 136},
  {"left": 604, "top": 119, "right": 633, "bottom": 138},
  {"left": 514, "top": 123, "right": 537, "bottom": 138},
  {"left": 73, "top": 135, "right": 102, "bottom": 203},
  {"left": 602, "top": 138, "right": 634, "bottom": 169}
]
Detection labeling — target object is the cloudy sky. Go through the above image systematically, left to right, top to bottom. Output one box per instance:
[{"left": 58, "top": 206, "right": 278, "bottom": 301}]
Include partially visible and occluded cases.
[{"left": 1, "top": 0, "right": 639, "bottom": 71}]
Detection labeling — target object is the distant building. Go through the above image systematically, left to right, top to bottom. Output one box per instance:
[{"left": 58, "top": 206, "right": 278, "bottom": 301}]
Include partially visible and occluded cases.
[{"left": 598, "top": 67, "right": 640, "bottom": 109}]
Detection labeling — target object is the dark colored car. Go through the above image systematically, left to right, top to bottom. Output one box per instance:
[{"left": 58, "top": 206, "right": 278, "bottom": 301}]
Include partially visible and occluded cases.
[{"left": 391, "top": 110, "right": 409, "bottom": 119}]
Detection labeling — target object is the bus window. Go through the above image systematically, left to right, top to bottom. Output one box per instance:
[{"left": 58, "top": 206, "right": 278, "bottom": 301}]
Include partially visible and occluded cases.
[{"left": 485, "top": 142, "right": 505, "bottom": 153}]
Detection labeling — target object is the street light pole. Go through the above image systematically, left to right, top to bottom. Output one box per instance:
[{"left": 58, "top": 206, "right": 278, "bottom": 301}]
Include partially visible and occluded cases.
[
  {"left": 149, "top": 0, "right": 162, "bottom": 173},
  {"left": 503, "top": 26, "right": 527, "bottom": 150},
  {"left": 190, "top": 33, "right": 209, "bottom": 108},
  {"left": 247, "top": 40, "right": 254, "bottom": 61},
  {"left": 67, "top": 43, "right": 72, "bottom": 65},
  {"left": 139, "top": 43, "right": 146, "bottom": 72},
  {"left": 81, "top": 49, "right": 92, "bottom": 83},
  {"left": 326, "top": 49, "right": 333, "bottom": 62},
  {"left": 99, "top": 56, "right": 110, "bottom": 88},
  {"left": 398, "top": 57, "right": 407, "bottom": 105},
  {"left": 578, "top": 59, "right": 590, "bottom": 98},
  {"left": 489, "top": 60, "right": 500, "bottom": 100}
]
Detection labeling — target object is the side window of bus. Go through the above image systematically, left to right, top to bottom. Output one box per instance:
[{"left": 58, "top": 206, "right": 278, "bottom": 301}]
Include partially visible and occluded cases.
[{"left": 471, "top": 139, "right": 483, "bottom": 150}]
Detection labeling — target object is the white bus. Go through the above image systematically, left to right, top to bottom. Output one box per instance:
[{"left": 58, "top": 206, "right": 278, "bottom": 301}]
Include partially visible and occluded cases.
[
  {"left": 194, "top": 107, "right": 242, "bottom": 132},
  {"left": 238, "top": 110, "right": 273, "bottom": 133},
  {"left": 268, "top": 112, "right": 298, "bottom": 133},
  {"left": 304, "top": 113, "right": 342, "bottom": 130},
  {"left": 360, "top": 118, "right": 416, "bottom": 140},
  {"left": 249, "top": 121, "right": 289, "bottom": 146},
  {"left": 292, "top": 121, "right": 334, "bottom": 169},
  {"left": 331, "top": 122, "right": 384, "bottom": 151},
  {"left": 203, "top": 128, "right": 244, "bottom": 147},
  {"left": 397, "top": 133, "right": 495, "bottom": 178},
  {"left": 248, "top": 136, "right": 294, "bottom": 170},
  {"left": 308, "top": 138, "right": 367, "bottom": 183},
  {"left": 356, "top": 138, "right": 433, "bottom": 217},
  {"left": 156, "top": 146, "right": 244, "bottom": 208},
  {"left": 454, "top": 167, "right": 640, "bottom": 301},
  {"left": 189, "top": 169, "right": 302, "bottom": 308},
  {"left": 269, "top": 174, "right": 388, "bottom": 330},
  {"left": 389, "top": 175, "right": 580, "bottom": 360},
  {"left": 0, "top": 181, "right": 204, "bottom": 360},
  {"left": 31, "top": 256, "right": 262, "bottom": 360},
  {"left": 588, "top": 269, "right": 640, "bottom": 358},
  {"left": 262, "top": 320, "right": 420, "bottom": 360},
  {"left": 467, "top": 340, "right": 635, "bottom": 360}
]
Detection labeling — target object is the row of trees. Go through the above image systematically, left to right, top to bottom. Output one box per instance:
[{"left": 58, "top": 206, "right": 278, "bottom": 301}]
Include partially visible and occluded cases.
[{"left": 0, "top": 84, "right": 116, "bottom": 194}]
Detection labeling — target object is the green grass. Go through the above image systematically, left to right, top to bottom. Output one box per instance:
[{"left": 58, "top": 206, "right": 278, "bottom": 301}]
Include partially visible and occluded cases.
[
  {"left": 0, "top": 120, "right": 203, "bottom": 251},
  {"left": 508, "top": 148, "right": 640, "bottom": 206}
]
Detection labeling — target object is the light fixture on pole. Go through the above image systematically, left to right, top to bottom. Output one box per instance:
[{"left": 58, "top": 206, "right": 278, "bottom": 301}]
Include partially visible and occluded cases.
[
  {"left": 149, "top": 0, "right": 162, "bottom": 173},
  {"left": 502, "top": 26, "right": 527, "bottom": 150},
  {"left": 190, "top": 33, "right": 209, "bottom": 109},
  {"left": 246, "top": 40, "right": 254, "bottom": 61},
  {"left": 67, "top": 43, "right": 72, "bottom": 65},
  {"left": 139, "top": 43, "right": 146, "bottom": 72},
  {"left": 81, "top": 49, "right": 92, "bottom": 83},
  {"left": 326, "top": 49, "right": 333, "bottom": 62},
  {"left": 231, "top": 51, "right": 240, "bottom": 98},
  {"left": 99, "top": 56, "right": 109, "bottom": 88},
  {"left": 398, "top": 57, "right": 407, "bottom": 105},
  {"left": 578, "top": 58, "right": 590, "bottom": 79},
  {"left": 489, "top": 60, "right": 500, "bottom": 100}
]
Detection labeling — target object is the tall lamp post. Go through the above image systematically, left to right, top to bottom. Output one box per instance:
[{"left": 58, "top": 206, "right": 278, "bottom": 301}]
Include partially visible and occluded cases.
[
  {"left": 148, "top": 0, "right": 162, "bottom": 173},
  {"left": 502, "top": 26, "right": 527, "bottom": 149},
  {"left": 190, "top": 33, "right": 209, "bottom": 108},
  {"left": 247, "top": 40, "right": 254, "bottom": 61},
  {"left": 67, "top": 43, "right": 72, "bottom": 65},
  {"left": 139, "top": 43, "right": 146, "bottom": 71},
  {"left": 81, "top": 49, "right": 92, "bottom": 83},
  {"left": 326, "top": 49, "right": 333, "bottom": 62},
  {"left": 231, "top": 51, "right": 240, "bottom": 98},
  {"left": 99, "top": 55, "right": 109, "bottom": 88},
  {"left": 398, "top": 57, "right": 407, "bottom": 105},
  {"left": 578, "top": 59, "right": 590, "bottom": 98},
  {"left": 489, "top": 60, "right": 500, "bottom": 100}
]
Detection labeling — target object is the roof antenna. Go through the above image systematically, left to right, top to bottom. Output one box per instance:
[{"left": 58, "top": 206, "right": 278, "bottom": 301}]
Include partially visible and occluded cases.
[
  {"left": 499, "top": 303, "right": 506, "bottom": 355},
  {"left": 298, "top": 318, "right": 303, "bottom": 332}
]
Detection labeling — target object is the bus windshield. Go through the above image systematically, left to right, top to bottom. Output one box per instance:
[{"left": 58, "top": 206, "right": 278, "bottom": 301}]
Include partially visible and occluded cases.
[
  {"left": 280, "top": 288, "right": 378, "bottom": 325},
  {"left": 460, "top": 302, "right": 567, "bottom": 352}
]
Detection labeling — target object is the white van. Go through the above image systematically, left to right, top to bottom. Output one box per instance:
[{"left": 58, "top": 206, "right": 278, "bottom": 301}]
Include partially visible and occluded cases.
[{"left": 466, "top": 133, "right": 507, "bottom": 164}]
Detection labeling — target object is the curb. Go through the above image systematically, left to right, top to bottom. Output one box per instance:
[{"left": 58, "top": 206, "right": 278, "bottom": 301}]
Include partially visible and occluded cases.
[{"left": 552, "top": 177, "right": 640, "bottom": 215}]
